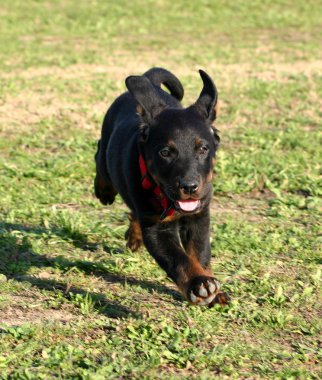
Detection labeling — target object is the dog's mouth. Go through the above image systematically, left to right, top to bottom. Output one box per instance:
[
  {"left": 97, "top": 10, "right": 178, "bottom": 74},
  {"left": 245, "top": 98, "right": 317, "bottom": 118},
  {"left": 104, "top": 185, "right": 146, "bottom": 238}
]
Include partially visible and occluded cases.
[
  {"left": 161, "top": 185, "right": 208, "bottom": 214},
  {"left": 175, "top": 199, "right": 201, "bottom": 213}
]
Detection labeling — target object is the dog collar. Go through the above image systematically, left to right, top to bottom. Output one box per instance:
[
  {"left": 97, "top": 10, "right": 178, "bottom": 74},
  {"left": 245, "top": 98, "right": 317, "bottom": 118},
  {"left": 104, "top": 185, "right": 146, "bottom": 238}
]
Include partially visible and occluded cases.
[{"left": 139, "top": 154, "right": 175, "bottom": 220}]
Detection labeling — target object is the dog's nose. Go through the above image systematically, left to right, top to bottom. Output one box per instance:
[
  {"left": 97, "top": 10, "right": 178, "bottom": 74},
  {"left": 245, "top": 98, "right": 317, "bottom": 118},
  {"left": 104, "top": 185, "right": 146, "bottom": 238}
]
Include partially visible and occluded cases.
[{"left": 179, "top": 180, "right": 199, "bottom": 195}]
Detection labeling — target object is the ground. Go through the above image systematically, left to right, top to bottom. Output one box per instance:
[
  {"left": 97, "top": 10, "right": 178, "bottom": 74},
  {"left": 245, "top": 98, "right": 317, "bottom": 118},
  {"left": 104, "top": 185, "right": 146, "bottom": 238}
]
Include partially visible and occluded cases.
[{"left": 0, "top": 1, "right": 321, "bottom": 379}]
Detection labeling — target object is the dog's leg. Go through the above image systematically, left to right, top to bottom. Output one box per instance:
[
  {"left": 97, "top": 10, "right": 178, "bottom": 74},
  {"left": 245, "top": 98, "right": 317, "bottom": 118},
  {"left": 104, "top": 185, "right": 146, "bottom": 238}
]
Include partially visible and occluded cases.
[
  {"left": 94, "top": 140, "right": 118, "bottom": 205},
  {"left": 94, "top": 172, "right": 118, "bottom": 205},
  {"left": 180, "top": 211, "right": 230, "bottom": 307},
  {"left": 125, "top": 213, "right": 143, "bottom": 252},
  {"left": 141, "top": 220, "right": 228, "bottom": 307},
  {"left": 183, "top": 237, "right": 229, "bottom": 307}
]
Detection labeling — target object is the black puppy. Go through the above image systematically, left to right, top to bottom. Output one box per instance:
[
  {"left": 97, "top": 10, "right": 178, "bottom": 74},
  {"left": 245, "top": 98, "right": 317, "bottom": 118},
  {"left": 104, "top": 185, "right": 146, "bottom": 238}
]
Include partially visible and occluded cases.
[{"left": 95, "top": 68, "right": 228, "bottom": 307}]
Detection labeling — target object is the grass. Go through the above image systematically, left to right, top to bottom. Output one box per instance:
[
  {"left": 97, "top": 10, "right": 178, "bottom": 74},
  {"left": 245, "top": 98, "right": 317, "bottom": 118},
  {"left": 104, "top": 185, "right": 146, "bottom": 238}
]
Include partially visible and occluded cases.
[{"left": 0, "top": 0, "right": 321, "bottom": 378}]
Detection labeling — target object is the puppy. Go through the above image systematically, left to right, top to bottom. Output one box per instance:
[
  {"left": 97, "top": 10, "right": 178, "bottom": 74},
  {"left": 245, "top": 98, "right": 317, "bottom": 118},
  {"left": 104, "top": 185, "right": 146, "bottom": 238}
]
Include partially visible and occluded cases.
[{"left": 95, "top": 68, "right": 228, "bottom": 306}]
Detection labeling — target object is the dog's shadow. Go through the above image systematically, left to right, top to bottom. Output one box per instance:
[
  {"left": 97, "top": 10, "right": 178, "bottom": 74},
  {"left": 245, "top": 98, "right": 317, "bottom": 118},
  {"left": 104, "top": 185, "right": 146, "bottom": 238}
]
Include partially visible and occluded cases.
[{"left": 0, "top": 222, "right": 181, "bottom": 320}]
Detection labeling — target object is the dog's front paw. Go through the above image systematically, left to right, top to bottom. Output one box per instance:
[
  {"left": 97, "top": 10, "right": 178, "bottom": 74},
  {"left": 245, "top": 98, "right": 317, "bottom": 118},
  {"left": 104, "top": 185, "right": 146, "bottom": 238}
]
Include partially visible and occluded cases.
[{"left": 187, "top": 276, "right": 229, "bottom": 307}]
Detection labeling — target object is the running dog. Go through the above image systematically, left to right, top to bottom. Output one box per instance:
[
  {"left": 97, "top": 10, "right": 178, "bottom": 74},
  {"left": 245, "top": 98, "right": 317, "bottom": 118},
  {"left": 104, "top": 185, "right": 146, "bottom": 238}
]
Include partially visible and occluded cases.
[{"left": 95, "top": 68, "right": 228, "bottom": 307}]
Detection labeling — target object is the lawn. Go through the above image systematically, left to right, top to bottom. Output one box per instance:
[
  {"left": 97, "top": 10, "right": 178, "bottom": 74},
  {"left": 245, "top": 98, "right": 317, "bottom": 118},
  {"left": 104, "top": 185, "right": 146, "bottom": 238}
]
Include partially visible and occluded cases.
[{"left": 0, "top": 0, "right": 321, "bottom": 378}]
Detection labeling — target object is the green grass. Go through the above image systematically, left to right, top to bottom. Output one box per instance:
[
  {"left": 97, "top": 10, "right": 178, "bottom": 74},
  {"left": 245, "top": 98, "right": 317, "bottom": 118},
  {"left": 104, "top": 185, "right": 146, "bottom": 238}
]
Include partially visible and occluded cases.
[{"left": 0, "top": 0, "right": 321, "bottom": 378}]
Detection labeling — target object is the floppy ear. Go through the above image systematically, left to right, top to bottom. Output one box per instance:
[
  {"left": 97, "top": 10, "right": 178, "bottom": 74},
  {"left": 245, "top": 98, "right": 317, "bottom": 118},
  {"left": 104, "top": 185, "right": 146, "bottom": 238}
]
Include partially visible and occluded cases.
[
  {"left": 193, "top": 70, "right": 218, "bottom": 122},
  {"left": 125, "top": 75, "right": 166, "bottom": 124}
]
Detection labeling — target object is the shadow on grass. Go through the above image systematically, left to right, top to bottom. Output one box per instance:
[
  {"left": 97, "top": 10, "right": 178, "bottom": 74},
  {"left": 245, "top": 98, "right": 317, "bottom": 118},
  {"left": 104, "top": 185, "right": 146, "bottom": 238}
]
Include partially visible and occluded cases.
[{"left": 0, "top": 222, "right": 181, "bottom": 320}]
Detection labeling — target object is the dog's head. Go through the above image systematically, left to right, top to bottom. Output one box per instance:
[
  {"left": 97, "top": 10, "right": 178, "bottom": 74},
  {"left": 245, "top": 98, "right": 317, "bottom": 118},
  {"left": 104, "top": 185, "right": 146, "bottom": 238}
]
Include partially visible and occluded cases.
[{"left": 126, "top": 70, "right": 219, "bottom": 214}]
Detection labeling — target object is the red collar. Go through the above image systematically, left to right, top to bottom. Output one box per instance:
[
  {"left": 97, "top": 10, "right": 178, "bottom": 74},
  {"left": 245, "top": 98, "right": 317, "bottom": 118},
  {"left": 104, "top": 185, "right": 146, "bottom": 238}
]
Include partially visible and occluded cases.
[{"left": 139, "top": 154, "right": 175, "bottom": 220}]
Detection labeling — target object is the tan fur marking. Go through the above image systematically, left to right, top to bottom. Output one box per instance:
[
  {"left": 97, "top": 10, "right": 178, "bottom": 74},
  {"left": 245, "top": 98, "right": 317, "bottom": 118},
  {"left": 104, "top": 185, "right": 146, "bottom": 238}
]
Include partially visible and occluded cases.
[
  {"left": 136, "top": 104, "right": 144, "bottom": 117},
  {"left": 195, "top": 137, "right": 202, "bottom": 147},
  {"left": 167, "top": 140, "right": 176, "bottom": 148},
  {"left": 125, "top": 213, "right": 143, "bottom": 252},
  {"left": 145, "top": 213, "right": 182, "bottom": 224},
  {"left": 161, "top": 213, "right": 182, "bottom": 223},
  {"left": 176, "top": 242, "right": 211, "bottom": 297}
]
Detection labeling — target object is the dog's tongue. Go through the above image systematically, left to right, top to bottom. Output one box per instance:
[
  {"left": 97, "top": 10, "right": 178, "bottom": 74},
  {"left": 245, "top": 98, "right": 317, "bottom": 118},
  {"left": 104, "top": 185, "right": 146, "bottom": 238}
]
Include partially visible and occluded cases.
[{"left": 177, "top": 200, "right": 200, "bottom": 212}]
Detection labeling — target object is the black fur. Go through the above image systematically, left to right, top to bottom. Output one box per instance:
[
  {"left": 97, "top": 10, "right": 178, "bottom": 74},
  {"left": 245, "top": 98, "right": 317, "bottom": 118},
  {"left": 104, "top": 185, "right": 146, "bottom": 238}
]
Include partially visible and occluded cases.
[{"left": 94, "top": 68, "right": 228, "bottom": 306}]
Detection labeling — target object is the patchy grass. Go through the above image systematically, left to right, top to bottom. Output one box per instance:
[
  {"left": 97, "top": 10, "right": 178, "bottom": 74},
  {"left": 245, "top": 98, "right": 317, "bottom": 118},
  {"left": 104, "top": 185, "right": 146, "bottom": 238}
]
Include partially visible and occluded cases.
[{"left": 0, "top": 0, "right": 321, "bottom": 379}]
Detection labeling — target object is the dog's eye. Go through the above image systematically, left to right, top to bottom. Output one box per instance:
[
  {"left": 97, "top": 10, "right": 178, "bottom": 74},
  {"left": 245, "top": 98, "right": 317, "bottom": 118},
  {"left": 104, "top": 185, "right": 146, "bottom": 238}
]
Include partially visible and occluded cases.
[
  {"left": 198, "top": 146, "right": 209, "bottom": 155},
  {"left": 159, "top": 148, "right": 171, "bottom": 158}
]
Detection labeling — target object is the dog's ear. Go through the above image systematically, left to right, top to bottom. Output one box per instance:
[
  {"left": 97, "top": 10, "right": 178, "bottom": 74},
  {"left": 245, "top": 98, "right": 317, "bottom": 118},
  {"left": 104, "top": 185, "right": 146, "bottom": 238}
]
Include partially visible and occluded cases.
[
  {"left": 193, "top": 70, "right": 218, "bottom": 123},
  {"left": 125, "top": 75, "right": 166, "bottom": 123},
  {"left": 210, "top": 127, "right": 220, "bottom": 149}
]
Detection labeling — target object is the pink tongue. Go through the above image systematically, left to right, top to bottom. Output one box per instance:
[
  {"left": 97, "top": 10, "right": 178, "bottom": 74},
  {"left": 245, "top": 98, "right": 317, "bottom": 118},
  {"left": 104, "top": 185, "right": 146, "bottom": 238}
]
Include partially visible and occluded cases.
[{"left": 177, "top": 200, "right": 200, "bottom": 212}]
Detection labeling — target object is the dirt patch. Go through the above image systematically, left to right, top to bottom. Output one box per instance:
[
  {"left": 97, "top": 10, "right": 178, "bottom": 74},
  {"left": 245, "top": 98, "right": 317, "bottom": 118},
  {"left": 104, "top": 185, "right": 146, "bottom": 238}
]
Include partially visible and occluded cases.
[
  {"left": 1, "top": 58, "right": 320, "bottom": 131},
  {"left": 1, "top": 59, "right": 321, "bottom": 82},
  {"left": 251, "top": 60, "right": 322, "bottom": 81},
  {"left": 0, "top": 92, "right": 106, "bottom": 132},
  {"left": 0, "top": 93, "right": 72, "bottom": 126},
  {"left": 212, "top": 195, "right": 268, "bottom": 222},
  {"left": 0, "top": 295, "right": 75, "bottom": 326},
  {"left": 0, "top": 307, "right": 74, "bottom": 326}
]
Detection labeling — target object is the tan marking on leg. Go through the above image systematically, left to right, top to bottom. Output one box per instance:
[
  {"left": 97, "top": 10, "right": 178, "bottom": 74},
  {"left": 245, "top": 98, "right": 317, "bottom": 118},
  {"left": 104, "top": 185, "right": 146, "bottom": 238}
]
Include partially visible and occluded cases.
[
  {"left": 125, "top": 213, "right": 143, "bottom": 252},
  {"left": 176, "top": 241, "right": 211, "bottom": 297}
]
